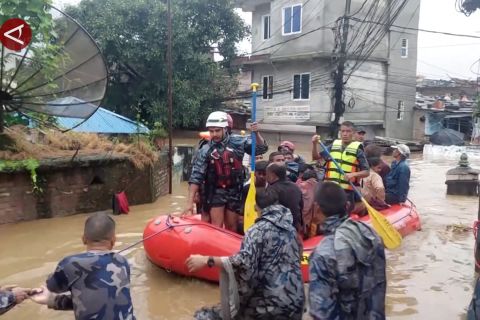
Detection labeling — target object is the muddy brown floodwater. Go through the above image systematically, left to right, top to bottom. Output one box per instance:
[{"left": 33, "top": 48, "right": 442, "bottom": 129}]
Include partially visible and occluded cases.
[{"left": 0, "top": 136, "right": 478, "bottom": 319}]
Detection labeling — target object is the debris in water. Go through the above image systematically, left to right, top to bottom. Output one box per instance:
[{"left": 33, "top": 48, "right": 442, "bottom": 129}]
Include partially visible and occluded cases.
[{"left": 446, "top": 224, "right": 472, "bottom": 233}]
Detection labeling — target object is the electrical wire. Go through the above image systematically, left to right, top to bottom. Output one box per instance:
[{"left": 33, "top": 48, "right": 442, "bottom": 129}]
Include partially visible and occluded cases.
[
  {"left": 346, "top": 0, "right": 410, "bottom": 82},
  {"left": 350, "top": 17, "right": 480, "bottom": 39}
]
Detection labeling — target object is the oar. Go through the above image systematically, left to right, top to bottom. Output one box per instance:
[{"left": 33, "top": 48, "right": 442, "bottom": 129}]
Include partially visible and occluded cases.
[
  {"left": 244, "top": 83, "right": 259, "bottom": 232},
  {"left": 318, "top": 140, "right": 402, "bottom": 249}
]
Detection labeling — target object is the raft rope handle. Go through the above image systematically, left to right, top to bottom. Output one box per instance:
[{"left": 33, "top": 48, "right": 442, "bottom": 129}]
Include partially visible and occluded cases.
[
  {"left": 165, "top": 215, "right": 244, "bottom": 237},
  {"left": 118, "top": 225, "right": 172, "bottom": 254}
]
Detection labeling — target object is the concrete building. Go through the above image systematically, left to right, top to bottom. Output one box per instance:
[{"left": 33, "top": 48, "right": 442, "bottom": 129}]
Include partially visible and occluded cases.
[{"left": 234, "top": 0, "right": 420, "bottom": 141}]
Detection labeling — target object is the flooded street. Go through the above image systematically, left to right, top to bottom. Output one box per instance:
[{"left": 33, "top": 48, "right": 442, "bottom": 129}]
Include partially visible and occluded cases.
[{"left": 0, "top": 138, "right": 478, "bottom": 319}]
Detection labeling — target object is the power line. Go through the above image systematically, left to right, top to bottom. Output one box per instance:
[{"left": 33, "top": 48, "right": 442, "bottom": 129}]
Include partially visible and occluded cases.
[
  {"left": 346, "top": 0, "right": 410, "bottom": 81},
  {"left": 348, "top": 0, "right": 370, "bottom": 18},
  {"left": 388, "top": 0, "right": 421, "bottom": 59},
  {"left": 241, "top": 6, "right": 480, "bottom": 60},
  {"left": 350, "top": 17, "right": 480, "bottom": 39},
  {"left": 249, "top": 22, "right": 337, "bottom": 55},
  {"left": 417, "top": 59, "right": 470, "bottom": 79}
]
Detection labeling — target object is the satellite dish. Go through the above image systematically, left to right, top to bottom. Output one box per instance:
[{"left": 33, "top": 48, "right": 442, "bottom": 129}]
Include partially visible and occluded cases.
[{"left": 0, "top": 4, "right": 108, "bottom": 131}]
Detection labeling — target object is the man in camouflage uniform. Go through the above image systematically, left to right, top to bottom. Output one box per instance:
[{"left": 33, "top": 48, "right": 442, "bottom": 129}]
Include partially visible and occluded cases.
[
  {"left": 185, "top": 111, "right": 268, "bottom": 232},
  {"left": 309, "top": 182, "right": 386, "bottom": 320},
  {"left": 186, "top": 189, "right": 305, "bottom": 320},
  {"left": 31, "top": 212, "right": 135, "bottom": 320},
  {"left": 468, "top": 278, "right": 480, "bottom": 320},
  {"left": 0, "top": 287, "right": 31, "bottom": 315},
  {"left": 0, "top": 290, "right": 15, "bottom": 315}
]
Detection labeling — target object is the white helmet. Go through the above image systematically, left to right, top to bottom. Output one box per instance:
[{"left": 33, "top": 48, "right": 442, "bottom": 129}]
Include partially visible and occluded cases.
[{"left": 206, "top": 111, "right": 229, "bottom": 128}]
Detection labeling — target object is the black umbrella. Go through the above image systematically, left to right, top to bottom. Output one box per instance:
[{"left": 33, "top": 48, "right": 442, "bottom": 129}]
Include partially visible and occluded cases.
[
  {"left": 0, "top": 4, "right": 108, "bottom": 131},
  {"left": 430, "top": 128, "right": 465, "bottom": 146}
]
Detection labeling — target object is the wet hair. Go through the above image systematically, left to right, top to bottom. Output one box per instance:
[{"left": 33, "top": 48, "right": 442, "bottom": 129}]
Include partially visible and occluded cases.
[
  {"left": 340, "top": 121, "right": 355, "bottom": 129},
  {"left": 364, "top": 144, "right": 382, "bottom": 158},
  {"left": 268, "top": 151, "right": 284, "bottom": 163},
  {"left": 368, "top": 157, "right": 382, "bottom": 167},
  {"left": 255, "top": 160, "right": 269, "bottom": 172},
  {"left": 267, "top": 163, "right": 287, "bottom": 180},
  {"left": 299, "top": 163, "right": 314, "bottom": 174},
  {"left": 299, "top": 163, "right": 307, "bottom": 173},
  {"left": 302, "top": 169, "right": 319, "bottom": 181},
  {"left": 314, "top": 182, "right": 347, "bottom": 217},
  {"left": 256, "top": 189, "right": 279, "bottom": 209},
  {"left": 84, "top": 212, "right": 116, "bottom": 242}
]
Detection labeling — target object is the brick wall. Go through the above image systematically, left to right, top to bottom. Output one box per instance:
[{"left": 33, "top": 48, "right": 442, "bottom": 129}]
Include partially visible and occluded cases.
[
  {"left": 151, "top": 152, "right": 169, "bottom": 200},
  {"left": 0, "top": 153, "right": 169, "bottom": 224}
]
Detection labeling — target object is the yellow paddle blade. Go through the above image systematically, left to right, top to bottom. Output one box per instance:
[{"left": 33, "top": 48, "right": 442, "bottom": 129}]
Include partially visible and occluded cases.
[
  {"left": 243, "top": 172, "right": 257, "bottom": 233},
  {"left": 361, "top": 198, "right": 402, "bottom": 250}
]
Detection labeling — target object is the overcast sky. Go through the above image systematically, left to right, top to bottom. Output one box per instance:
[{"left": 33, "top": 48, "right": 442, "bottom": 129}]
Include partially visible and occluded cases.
[{"left": 56, "top": 0, "right": 480, "bottom": 80}]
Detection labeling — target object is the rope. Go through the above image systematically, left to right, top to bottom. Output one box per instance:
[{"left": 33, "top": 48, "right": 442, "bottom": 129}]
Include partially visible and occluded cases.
[
  {"left": 117, "top": 215, "right": 241, "bottom": 254},
  {"left": 473, "top": 221, "right": 480, "bottom": 270},
  {"left": 474, "top": 221, "right": 480, "bottom": 240}
]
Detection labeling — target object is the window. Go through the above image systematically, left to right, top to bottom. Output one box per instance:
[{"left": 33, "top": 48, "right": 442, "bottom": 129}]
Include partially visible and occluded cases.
[
  {"left": 283, "top": 4, "right": 302, "bottom": 35},
  {"left": 262, "top": 15, "right": 271, "bottom": 40},
  {"left": 401, "top": 38, "right": 408, "bottom": 58},
  {"left": 293, "top": 73, "right": 310, "bottom": 100},
  {"left": 262, "top": 76, "right": 273, "bottom": 100},
  {"left": 397, "top": 100, "right": 405, "bottom": 120}
]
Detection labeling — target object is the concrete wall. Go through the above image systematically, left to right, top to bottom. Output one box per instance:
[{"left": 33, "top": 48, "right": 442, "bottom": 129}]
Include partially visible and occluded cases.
[
  {"left": 242, "top": 0, "right": 420, "bottom": 140},
  {"left": 250, "top": 0, "right": 389, "bottom": 60},
  {"left": 385, "top": 0, "right": 420, "bottom": 139},
  {"left": 252, "top": 59, "right": 387, "bottom": 135},
  {"left": 253, "top": 59, "right": 332, "bottom": 125},
  {"left": 342, "top": 61, "right": 387, "bottom": 125},
  {"left": 412, "top": 109, "right": 427, "bottom": 141},
  {"left": 0, "top": 154, "right": 170, "bottom": 224}
]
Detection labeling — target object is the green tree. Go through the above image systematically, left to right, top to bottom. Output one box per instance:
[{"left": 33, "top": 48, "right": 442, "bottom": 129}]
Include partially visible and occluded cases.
[
  {"left": 0, "top": 0, "right": 53, "bottom": 39},
  {"left": 1, "top": 0, "right": 64, "bottom": 130},
  {"left": 66, "top": 0, "right": 248, "bottom": 129}
]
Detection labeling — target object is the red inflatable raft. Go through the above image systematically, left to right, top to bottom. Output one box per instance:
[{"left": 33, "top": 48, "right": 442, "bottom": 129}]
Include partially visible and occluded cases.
[{"left": 143, "top": 201, "right": 421, "bottom": 283}]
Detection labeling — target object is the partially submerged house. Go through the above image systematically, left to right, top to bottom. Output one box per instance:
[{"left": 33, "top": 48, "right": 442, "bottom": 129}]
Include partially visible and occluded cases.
[{"left": 413, "top": 93, "right": 475, "bottom": 143}]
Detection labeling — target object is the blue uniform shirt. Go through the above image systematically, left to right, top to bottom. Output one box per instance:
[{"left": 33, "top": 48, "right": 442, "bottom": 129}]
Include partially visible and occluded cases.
[
  {"left": 385, "top": 159, "right": 410, "bottom": 203},
  {"left": 47, "top": 251, "right": 135, "bottom": 320},
  {"left": 0, "top": 290, "right": 15, "bottom": 315}
]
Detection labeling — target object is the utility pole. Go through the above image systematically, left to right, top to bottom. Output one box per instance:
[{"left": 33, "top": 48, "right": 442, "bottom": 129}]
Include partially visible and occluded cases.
[
  {"left": 167, "top": 0, "right": 173, "bottom": 194},
  {"left": 330, "top": 0, "right": 351, "bottom": 139},
  {"left": 476, "top": 59, "right": 479, "bottom": 96}
]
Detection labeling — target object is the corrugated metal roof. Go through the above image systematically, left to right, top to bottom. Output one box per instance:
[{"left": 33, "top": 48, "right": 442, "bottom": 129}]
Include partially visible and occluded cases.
[{"left": 56, "top": 107, "right": 149, "bottom": 134}]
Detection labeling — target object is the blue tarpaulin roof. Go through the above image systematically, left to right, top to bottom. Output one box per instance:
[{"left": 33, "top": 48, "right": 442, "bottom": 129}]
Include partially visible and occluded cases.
[{"left": 56, "top": 107, "right": 149, "bottom": 134}]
